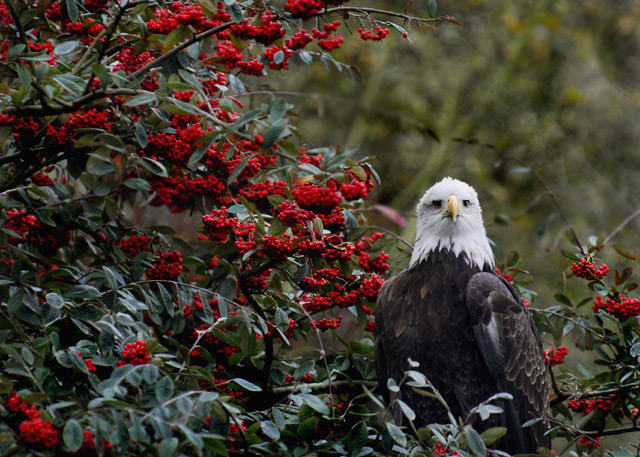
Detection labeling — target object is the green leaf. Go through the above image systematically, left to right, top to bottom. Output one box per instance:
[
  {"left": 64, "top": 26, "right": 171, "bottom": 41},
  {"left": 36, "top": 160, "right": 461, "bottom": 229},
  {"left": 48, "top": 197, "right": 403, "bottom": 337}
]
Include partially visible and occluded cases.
[
  {"left": 65, "top": 0, "right": 79, "bottom": 21},
  {"left": 427, "top": 0, "right": 437, "bottom": 17},
  {"left": 227, "top": 1, "right": 243, "bottom": 23},
  {"left": 54, "top": 40, "right": 80, "bottom": 56},
  {"left": 16, "top": 64, "right": 32, "bottom": 87},
  {"left": 54, "top": 74, "right": 84, "bottom": 95},
  {"left": 123, "top": 94, "right": 157, "bottom": 107},
  {"left": 269, "top": 99, "right": 287, "bottom": 122},
  {"left": 261, "top": 119, "right": 287, "bottom": 149},
  {"left": 134, "top": 122, "right": 148, "bottom": 148},
  {"left": 99, "top": 134, "right": 125, "bottom": 152},
  {"left": 227, "top": 153, "right": 257, "bottom": 185},
  {"left": 140, "top": 157, "right": 168, "bottom": 177},
  {"left": 87, "top": 161, "right": 115, "bottom": 176},
  {"left": 124, "top": 178, "right": 151, "bottom": 191},
  {"left": 219, "top": 277, "right": 237, "bottom": 301},
  {"left": 64, "top": 285, "right": 101, "bottom": 299},
  {"left": 66, "top": 304, "right": 104, "bottom": 321},
  {"left": 631, "top": 343, "right": 640, "bottom": 358},
  {"left": 294, "top": 359, "right": 315, "bottom": 379},
  {"left": 156, "top": 376, "right": 174, "bottom": 403},
  {"left": 232, "top": 377, "right": 261, "bottom": 392},
  {"left": 396, "top": 399, "right": 415, "bottom": 421},
  {"left": 63, "top": 419, "right": 84, "bottom": 451},
  {"left": 260, "top": 420, "right": 280, "bottom": 440},
  {"left": 386, "top": 422, "right": 407, "bottom": 446},
  {"left": 464, "top": 427, "right": 487, "bottom": 457},
  {"left": 479, "top": 427, "right": 507, "bottom": 445},
  {"left": 158, "top": 438, "right": 179, "bottom": 457}
]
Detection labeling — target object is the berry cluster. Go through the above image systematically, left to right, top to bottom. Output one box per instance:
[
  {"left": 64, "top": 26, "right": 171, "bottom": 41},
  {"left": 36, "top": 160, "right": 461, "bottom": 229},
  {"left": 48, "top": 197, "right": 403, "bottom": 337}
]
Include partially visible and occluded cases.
[
  {"left": 230, "top": 10, "right": 285, "bottom": 45},
  {"left": 312, "top": 21, "right": 344, "bottom": 51},
  {"left": 358, "top": 26, "right": 390, "bottom": 41},
  {"left": 286, "top": 30, "right": 314, "bottom": 50},
  {"left": 45, "top": 109, "right": 113, "bottom": 144},
  {"left": 0, "top": 114, "right": 39, "bottom": 140},
  {"left": 293, "top": 183, "right": 341, "bottom": 213},
  {"left": 202, "top": 207, "right": 238, "bottom": 243},
  {"left": 118, "top": 235, "right": 151, "bottom": 257},
  {"left": 261, "top": 235, "right": 293, "bottom": 261},
  {"left": 146, "top": 251, "right": 183, "bottom": 280},
  {"left": 571, "top": 258, "right": 609, "bottom": 280},
  {"left": 495, "top": 268, "right": 514, "bottom": 283},
  {"left": 593, "top": 295, "right": 640, "bottom": 320},
  {"left": 310, "top": 315, "right": 343, "bottom": 331},
  {"left": 121, "top": 340, "right": 151, "bottom": 365},
  {"left": 544, "top": 346, "right": 568, "bottom": 366},
  {"left": 78, "top": 352, "right": 97, "bottom": 372},
  {"left": 4, "top": 392, "right": 59, "bottom": 448},
  {"left": 568, "top": 398, "right": 596, "bottom": 414},
  {"left": 19, "top": 418, "right": 60, "bottom": 448},
  {"left": 71, "top": 430, "right": 113, "bottom": 456},
  {"left": 577, "top": 436, "right": 600, "bottom": 448}
]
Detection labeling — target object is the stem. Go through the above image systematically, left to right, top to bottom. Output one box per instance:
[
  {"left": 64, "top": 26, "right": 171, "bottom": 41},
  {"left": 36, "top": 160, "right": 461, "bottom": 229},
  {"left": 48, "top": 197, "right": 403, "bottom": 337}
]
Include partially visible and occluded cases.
[
  {"left": 600, "top": 206, "right": 640, "bottom": 248},
  {"left": 271, "top": 379, "right": 377, "bottom": 395}
]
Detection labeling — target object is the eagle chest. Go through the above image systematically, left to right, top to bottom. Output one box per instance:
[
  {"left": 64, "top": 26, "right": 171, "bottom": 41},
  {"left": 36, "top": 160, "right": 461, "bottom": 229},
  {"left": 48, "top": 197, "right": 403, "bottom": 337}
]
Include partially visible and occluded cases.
[{"left": 394, "top": 254, "right": 481, "bottom": 377}]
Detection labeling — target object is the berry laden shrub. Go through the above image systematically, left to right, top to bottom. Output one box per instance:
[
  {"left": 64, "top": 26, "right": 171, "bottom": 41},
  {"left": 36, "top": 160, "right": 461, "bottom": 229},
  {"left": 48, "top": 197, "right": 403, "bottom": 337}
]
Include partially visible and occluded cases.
[{"left": 0, "top": 0, "right": 638, "bottom": 456}]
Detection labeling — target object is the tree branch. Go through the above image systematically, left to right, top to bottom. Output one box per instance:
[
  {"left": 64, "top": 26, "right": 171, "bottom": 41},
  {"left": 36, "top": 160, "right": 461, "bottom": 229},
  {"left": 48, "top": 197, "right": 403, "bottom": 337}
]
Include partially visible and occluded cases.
[{"left": 272, "top": 379, "right": 377, "bottom": 395}]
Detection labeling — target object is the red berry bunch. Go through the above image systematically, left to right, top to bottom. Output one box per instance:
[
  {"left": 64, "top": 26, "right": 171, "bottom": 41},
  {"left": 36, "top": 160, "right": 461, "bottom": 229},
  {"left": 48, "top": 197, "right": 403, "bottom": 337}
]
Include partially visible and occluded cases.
[
  {"left": 85, "top": 0, "right": 108, "bottom": 13},
  {"left": 284, "top": 0, "right": 324, "bottom": 19},
  {"left": 230, "top": 10, "right": 285, "bottom": 45},
  {"left": 64, "top": 20, "right": 105, "bottom": 45},
  {"left": 312, "top": 21, "right": 344, "bottom": 51},
  {"left": 358, "top": 26, "right": 390, "bottom": 41},
  {"left": 286, "top": 30, "right": 314, "bottom": 50},
  {"left": 263, "top": 45, "right": 293, "bottom": 70},
  {"left": 238, "top": 59, "right": 265, "bottom": 75},
  {"left": 45, "top": 109, "right": 113, "bottom": 144},
  {"left": 0, "top": 114, "right": 39, "bottom": 140},
  {"left": 293, "top": 183, "right": 341, "bottom": 214},
  {"left": 277, "top": 200, "right": 313, "bottom": 227},
  {"left": 202, "top": 207, "right": 239, "bottom": 244},
  {"left": 3, "top": 208, "right": 37, "bottom": 244},
  {"left": 118, "top": 235, "right": 151, "bottom": 257},
  {"left": 261, "top": 235, "right": 294, "bottom": 261},
  {"left": 146, "top": 251, "right": 183, "bottom": 280},
  {"left": 571, "top": 258, "right": 609, "bottom": 280},
  {"left": 495, "top": 268, "right": 514, "bottom": 283},
  {"left": 359, "top": 274, "right": 384, "bottom": 301},
  {"left": 300, "top": 276, "right": 328, "bottom": 293},
  {"left": 303, "top": 294, "right": 331, "bottom": 312},
  {"left": 593, "top": 295, "right": 640, "bottom": 320},
  {"left": 310, "top": 315, "right": 343, "bottom": 331},
  {"left": 122, "top": 340, "right": 151, "bottom": 365},
  {"left": 543, "top": 346, "right": 568, "bottom": 366},
  {"left": 78, "top": 352, "right": 97, "bottom": 372},
  {"left": 5, "top": 392, "right": 59, "bottom": 448},
  {"left": 568, "top": 398, "right": 596, "bottom": 414},
  {"left": 19, "top": 418, "right": 60, "bottom": 448},
  {"left": 71, "top": 430, "right": 113, "bottom": 456},
  {"left": 577, "top": 436, "right": 600, "bottom": 448},
  {"left": 435, "top": 443, "right": 461, "bottom": 456}
]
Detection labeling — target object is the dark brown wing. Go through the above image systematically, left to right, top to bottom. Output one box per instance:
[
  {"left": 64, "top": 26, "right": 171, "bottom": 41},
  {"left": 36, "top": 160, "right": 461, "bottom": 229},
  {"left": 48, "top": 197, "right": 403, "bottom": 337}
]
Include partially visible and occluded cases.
[{"left": 466, "top": 272, "right": 549, "bottom": 452}]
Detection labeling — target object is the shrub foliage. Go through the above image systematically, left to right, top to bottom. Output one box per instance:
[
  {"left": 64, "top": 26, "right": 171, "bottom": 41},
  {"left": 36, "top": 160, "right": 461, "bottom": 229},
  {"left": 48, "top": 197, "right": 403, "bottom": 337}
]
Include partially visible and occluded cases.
[{"left": 0, "top": 0, "right": 638, "bottom": 456}]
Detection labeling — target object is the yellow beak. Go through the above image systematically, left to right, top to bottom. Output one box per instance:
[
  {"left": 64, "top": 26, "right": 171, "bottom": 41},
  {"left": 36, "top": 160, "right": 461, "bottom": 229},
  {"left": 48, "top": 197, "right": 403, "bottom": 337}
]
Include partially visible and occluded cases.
[{"left": 446, "top": 194, "right": 459, "bottom": 222}]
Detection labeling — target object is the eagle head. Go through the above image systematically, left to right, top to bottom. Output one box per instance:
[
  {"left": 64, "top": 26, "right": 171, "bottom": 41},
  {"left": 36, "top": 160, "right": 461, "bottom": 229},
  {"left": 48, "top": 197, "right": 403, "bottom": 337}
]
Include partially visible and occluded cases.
[{"left": 410, "top": 177, "right": 494, "bottom": 270}]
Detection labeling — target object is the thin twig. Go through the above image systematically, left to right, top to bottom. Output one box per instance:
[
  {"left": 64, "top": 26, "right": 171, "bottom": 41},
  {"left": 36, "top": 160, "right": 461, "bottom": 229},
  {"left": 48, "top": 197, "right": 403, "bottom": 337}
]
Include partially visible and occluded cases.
[{"left": 600, "top": 206, "right": 640, "bottom": 248}]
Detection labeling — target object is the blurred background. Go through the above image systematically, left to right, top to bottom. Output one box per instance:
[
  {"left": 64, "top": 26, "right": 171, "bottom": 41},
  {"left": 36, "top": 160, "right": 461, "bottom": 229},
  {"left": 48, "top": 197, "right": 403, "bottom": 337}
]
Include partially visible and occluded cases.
[{"left": 246, "top": 0, "right": 640, "bottom": 309}]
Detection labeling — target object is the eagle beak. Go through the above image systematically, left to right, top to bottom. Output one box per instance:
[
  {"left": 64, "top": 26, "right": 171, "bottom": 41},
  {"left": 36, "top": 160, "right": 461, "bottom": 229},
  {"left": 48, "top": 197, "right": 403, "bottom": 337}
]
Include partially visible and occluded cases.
[{"left": 446, "top": 195, "right": 459, "bottom": 222}]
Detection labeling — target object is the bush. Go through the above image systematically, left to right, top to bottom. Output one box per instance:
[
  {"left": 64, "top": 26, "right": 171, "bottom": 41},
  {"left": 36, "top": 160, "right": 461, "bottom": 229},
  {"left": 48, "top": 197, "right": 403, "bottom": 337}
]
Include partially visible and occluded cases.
[{"left": 0, "top": 0, "right": 638, "bottom": 456}]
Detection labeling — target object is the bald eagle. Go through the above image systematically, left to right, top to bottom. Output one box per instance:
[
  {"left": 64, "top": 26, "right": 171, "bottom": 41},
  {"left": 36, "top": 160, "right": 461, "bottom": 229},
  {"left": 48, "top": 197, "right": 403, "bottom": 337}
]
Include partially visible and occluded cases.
[{"left": 375, "top": 177, "right": 549, "bottom": 454}]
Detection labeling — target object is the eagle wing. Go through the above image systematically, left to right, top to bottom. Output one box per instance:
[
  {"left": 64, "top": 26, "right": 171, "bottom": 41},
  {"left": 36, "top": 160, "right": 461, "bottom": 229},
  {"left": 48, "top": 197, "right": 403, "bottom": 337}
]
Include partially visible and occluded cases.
[{"left": 466, "top": 272, "right": 549, "bottom": 452}]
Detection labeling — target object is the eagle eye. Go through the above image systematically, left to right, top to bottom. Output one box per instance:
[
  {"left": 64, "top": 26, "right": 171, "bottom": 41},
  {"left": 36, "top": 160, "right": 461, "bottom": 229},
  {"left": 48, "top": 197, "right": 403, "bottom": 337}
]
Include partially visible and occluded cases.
[
  {"left": 431, "top": 200, "right": 442, "bottom": 209},
  {"left": 463, "top": 200, "right": 470, "bottom": 207}
]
